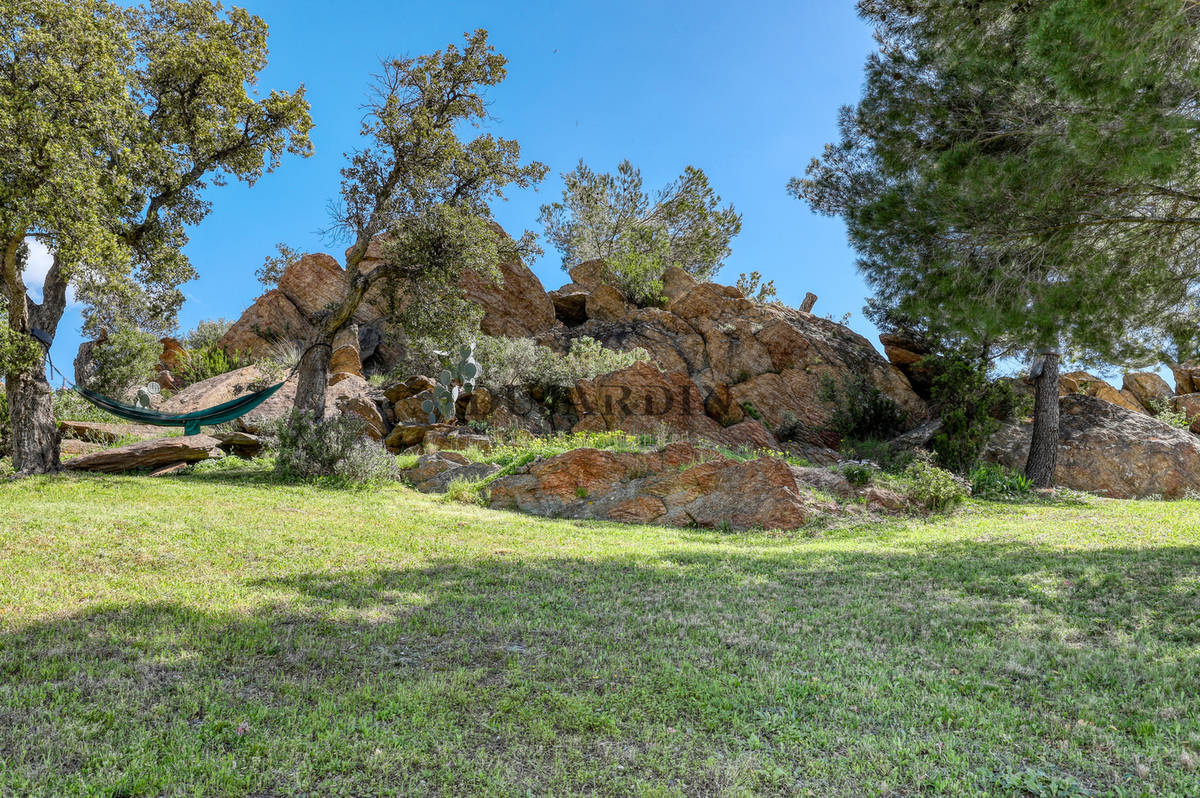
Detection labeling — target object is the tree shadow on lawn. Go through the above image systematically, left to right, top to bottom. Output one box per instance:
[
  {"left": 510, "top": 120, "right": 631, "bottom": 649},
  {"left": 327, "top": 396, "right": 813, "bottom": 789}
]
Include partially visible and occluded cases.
[{"left": 2, "top": 541, "right": 1197, "bottom": 796}]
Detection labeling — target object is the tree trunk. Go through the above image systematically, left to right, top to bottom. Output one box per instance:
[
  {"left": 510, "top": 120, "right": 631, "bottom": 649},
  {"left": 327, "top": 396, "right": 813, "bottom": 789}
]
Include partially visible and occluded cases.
[
  {"left": 3, "top": 239, "right": 70, "bottom": 475},
  {"left": 292, "top": 333, "right": 334, "bottom": 420},
  {"left": 1025, "top": 349, "right": 1060, "bottom": 488},
  {"left": 7, "top": 362, "right": 59, "bottom": 474}
]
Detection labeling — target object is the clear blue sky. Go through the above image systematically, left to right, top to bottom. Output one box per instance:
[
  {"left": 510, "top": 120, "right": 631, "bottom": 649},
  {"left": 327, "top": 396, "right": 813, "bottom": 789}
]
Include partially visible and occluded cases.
[{"left": 37, "top": 0, "right": 881, "bottom": 375}]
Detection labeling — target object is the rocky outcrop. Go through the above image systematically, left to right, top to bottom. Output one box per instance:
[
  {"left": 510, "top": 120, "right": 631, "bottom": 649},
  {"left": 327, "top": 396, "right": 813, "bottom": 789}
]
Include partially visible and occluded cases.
[
  {"left": 217, "top": 227, "right": 556, "bottom": 368},
  {"left": 538, "top": 266, "right": 926, "bottom": 441},
  {"left": 878, "top": 332, "right": 934, "bottom": 398},
  {"left": 569, "top": 360, "right": 778, "bottom": 449},
  {"left": 1172, "top": 360, "right": 1200, "bottom": 395},
  {"left": 158, "top": 365, "right": 386, "bottom": 435},
  {"left": 1059, "top": 371, "right": 1147, "bottom": 415},
  {"left": 1122, "top": 371, "right": 1173, "bottom": 412},
  {"left": 1170, "top": 393, "right": 1200, "bottom": 435},
  {"left": 984, "top": 394, "right": 1200, "bottom": 498},
  {"left": 58, "top": 420, "right": 164, "bottom": 444},
  {"left": 64, "top": 435, "right": 224, "bottom": 473},
  {"left": 485, "top": 442, "right": 903, "bottom": 530},
  {"left": 403, "top": 451, "right": 500, "bottom": 493}
]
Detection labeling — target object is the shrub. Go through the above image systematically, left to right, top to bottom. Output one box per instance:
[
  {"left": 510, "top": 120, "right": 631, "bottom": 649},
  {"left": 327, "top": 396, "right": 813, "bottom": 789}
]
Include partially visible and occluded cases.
[
  {"left": 600, "top": 245, "right": 668, "bottom": 306},
  {"left": 736, "top": 271, "right": 778, "bottom": 303},
  {"left": 181, "top": 318, "right": 233, "bottom": 350},
  {"left": 87, "top": 326, "right": 161, "bottom": 400},
  {"left": 474, "top": 335, "right": 649, "bottom": 391},
  {"left": 176, "top": 345, "right": 253, "bottom": 386},
  {"left": 927, "top": 354, "right": 1026, "bottom": 474},
  {"left": 819, "top": 374, "right": 907, "bottom": 443},
  {"left": 52, "top": 388, "right": 118, "bottom": 424},
  {"left": 1150, "top": 397, "right": 1193, "bottom": 429},
  {"left": 273, "top": 411, "right": 399, "bottom": 486},
  {"left": 840, "top": 438, "right": 915, "bottom": 473},
  {"left": 899, "top": 459, "right": 968, "bottom": 512},
  {"left": 839, "top": 462, "right": 873, "bottom": 487},
  {"left": 970, "top": 463, "right": 1032, "bottom": 498},
  {"left": 441, "top": 476, "right": 486, "bottom": 505}
]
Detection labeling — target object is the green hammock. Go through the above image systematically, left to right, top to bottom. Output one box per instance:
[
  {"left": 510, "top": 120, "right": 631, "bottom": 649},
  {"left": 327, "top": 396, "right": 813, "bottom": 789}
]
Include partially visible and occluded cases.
[{"left": 74, "top": 382, "right": 286, "bottom": 436}]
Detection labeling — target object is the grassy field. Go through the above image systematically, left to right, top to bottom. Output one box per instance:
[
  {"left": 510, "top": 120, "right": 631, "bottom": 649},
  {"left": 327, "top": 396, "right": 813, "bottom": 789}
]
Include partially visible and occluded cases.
[{"left": 0, "top": 463, "right": 1197, "bottom": 796}]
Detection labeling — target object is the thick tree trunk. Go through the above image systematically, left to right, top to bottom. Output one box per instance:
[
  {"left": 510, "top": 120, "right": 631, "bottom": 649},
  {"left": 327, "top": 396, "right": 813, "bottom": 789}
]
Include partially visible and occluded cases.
[
  {"left": 4, "top": 239, "right": 70, "bottom": 475},
  {"left": 292, "top": 333, "right": 334, "bottom": 420},
  {"left": 1025, "top": 350, "right": 1060, "bottom": 488},
  {"left": 7, "top": 363, "right": 59, "bottom": 474}
]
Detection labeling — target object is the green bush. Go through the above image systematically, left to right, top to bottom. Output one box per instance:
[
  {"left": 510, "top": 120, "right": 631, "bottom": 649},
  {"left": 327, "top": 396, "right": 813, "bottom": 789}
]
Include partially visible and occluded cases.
[
  {"left": 181, "top": 318, "right": 234, "bottom": 351},
  {"left": 88, "top": 326, "right": 161, "bottom": 400},
  {"left": 474, "top": 335, "right": 650, "bottom": 391},
  {"left": 176, "top": 345, "right": 253, "bottom": 386},
  {"left": 927, "top": 354, "right": 1027, "bottom": 474},
  {"left": 819, "top": 374, "right": 907, "bottom": 443},
  {"left": 52, "top": 388, "right": 118, "bottom": 423},
  {"left": 1149, "top": 397, "right": 1193, "bottom": 429},
  {"left": 273, "top": 411, "right": 399, "bottom": 486},
  {"left": 841, "top": 438, "right": 916, "bottom": 473},
  {"left": 899, "top": 459, "right": 968, "bottom": 513},
  {"left": 839, "top": 462, "right": 873, "bottom": 487},
  {"left": 970, "top": 463, "right": 1033, "bottom": 498}
]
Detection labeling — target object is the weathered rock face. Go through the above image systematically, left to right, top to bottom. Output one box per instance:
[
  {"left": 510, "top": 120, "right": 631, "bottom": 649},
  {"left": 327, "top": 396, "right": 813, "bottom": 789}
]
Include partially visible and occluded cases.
[
  {"left": 217, "top": 228, "right": 556, "bottom": 368},
  {"left": 539, "top": 267, "right": 926, "bottom": 440},
  {"left": 878, "top": 332, "right": 934, "bottom": 398},
  {"left": 1172, "top": 360, "right": 1200, "bottom": 395},
  {"left": 568, "top": 361, "right": 779, "bottom": 450},
  {"left": 158, "top": 365, "right": 385, "bottom": 435},
  {"left": 1059, "top": 371, "right": 1147, "bottom": 415},
  {"left": 1122, "top": 371, "right": 1174, "bottom": 412},
  {"left": 1170, "top": 393, "right": 1200, "bottom": 435},
  {"left": 984, "top": 394, "right": 1200, "bottom": 498},
  {"left": 64, "top": 435, "right": 224, "bottom": 473},
  {"left": 485, "top": 442, "right": 901, "bottom": 530},
  {"left": 403, "top": 451, "right": 499, "bottom": 493}
]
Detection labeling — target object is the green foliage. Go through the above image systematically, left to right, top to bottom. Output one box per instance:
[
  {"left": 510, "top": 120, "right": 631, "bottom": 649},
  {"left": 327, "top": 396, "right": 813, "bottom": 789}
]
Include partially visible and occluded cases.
[
  {"left": 1, "top": 0, "right": 312, "bottom": 363},
  {"left": 795, "top": 0, "right": 1200, "bottom": 370},
  {"left": 328, "top": 30, "right": 546, "bottom": 356},
  {"left": 539, "top": 159, "right": 742, "bottom": 303},
  {"left": 256, "top": 244, "right": 301, "bottom": 289},
  {"left": 736, "top": 271, "right": 778, "bottom": 304},
  {"left": 181, "top": 319, "right": 233, "bottom": 351},
  {"left": 0, "top": 323, "right": 42, "bottom": 377},
  {"left": 87, "top": 326, "right": 160, "bottom": 399},
  {"left": 473, "top": 335, "right": 649, "bottom": 391},
  {"left": 423, "top": 344, "right": 480, "bottom": 424},
  {"left": 176, "top": 345, "right": 252, "bottom": 387},
  {"left": 928, "top": 354, "right": 1027, "bottom": 474},
  {"left": 819, "top": 374, "right": 906, "bottom": 443},
  {"left": 52, "top": 389, "right": 118, "bottom": 424},
  {"left": 1149, "top": 397, "right": 1194, "bottom": 430},
  {"left": 740, "top": 402, "right": 763, "bottom": 421},
  {"left": 273, "top": 411, "right": 399, "bottom": 486},
  {"left": 841, "top": 438, "right": 916, "bottom": 473},
  {"left": 898, "top": 459, "right": 968, "bottom": 513},
  {"left": 839, "top": 463, "right": 873, "bottom": 488},
  {"left": 970, "top": 464, "right": 1033, "bottom": 500},
  {"left": 440, "top": 476, "right": 486, "bottom": 506}
]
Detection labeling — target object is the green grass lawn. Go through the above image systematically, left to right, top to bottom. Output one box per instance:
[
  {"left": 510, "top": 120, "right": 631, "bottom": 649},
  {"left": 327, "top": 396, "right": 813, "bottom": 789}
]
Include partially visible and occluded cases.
[{"left": 1, "top": 464, "right": 1197, "bottom": 796}]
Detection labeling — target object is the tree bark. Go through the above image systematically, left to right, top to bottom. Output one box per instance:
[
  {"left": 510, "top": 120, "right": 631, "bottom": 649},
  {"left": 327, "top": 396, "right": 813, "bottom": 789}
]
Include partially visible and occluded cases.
[
  {"left": 3, "top": 239, "right": 68, "bottom": 475},
  {"left": 292, "top": 332, "right": 334, "bottom": 420},
  {"left": 1025, "top": 349, "right": 1060, "bottom": 488}
]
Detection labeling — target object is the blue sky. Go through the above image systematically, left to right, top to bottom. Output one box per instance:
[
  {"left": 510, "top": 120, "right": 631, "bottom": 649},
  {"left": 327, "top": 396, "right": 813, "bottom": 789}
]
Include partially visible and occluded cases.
[{"left": 35, "top": 0, "right": 881, "bottom": 375}]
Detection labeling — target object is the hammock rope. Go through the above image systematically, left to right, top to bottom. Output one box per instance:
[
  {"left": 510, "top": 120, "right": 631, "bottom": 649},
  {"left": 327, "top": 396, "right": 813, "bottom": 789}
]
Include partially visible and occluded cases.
[{"left": 44, "top": 339, "right": 331, "bottom": 436}]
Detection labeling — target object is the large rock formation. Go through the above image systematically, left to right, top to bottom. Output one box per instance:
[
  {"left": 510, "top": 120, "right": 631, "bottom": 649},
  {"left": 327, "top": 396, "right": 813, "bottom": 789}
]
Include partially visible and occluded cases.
[
  {"left": 216, "top": 227, "right": 556, "bottom": 369},
  {"left": 538, "top": 264, "right": 926, "bottom": 441},
  {"left": 1059, "top": 371, "right": 1146, "bottom": 415},
  {"left": 1122, "top": 371, "right": 1174, "bottom": 412},
  {"left": 984, "top": 394, "right": 1200, "bottom": 498},
  {"left": 484, "top": 442, "right": 903, "bottom": 530}
]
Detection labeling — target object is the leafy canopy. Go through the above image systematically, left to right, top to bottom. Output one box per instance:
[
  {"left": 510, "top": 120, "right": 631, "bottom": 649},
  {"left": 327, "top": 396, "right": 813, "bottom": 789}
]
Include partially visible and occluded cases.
[
  {"left": 0, "top": 0, "right": 312, "bottom": 353},
  {"left": 795, "top": 0, "right": 1200, "bottom": 365},
  {"left": 327, "top": 29, "right": 547, "bottom": 351},
  {"left": 540, "top": 160, "right": 742, "bottom": 304}
]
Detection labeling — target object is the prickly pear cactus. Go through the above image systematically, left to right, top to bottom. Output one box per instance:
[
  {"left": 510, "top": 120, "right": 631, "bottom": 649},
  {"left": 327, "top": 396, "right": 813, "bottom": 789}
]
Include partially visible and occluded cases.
[{"left": 421, "top": 344, "right": 482, "bottom": 424}]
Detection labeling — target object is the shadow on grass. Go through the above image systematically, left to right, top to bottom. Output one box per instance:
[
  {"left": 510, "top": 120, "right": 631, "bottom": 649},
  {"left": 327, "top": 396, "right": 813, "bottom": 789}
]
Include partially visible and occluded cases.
[{"left": 2, "top": 542, "right": 1198, "bottom": 795}]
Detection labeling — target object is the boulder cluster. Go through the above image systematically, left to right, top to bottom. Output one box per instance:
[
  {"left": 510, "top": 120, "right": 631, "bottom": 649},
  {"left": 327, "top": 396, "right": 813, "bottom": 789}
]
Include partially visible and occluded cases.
[{"left": 64, "top": 228, "right": 1200, "bottom": 505}]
